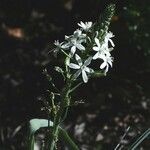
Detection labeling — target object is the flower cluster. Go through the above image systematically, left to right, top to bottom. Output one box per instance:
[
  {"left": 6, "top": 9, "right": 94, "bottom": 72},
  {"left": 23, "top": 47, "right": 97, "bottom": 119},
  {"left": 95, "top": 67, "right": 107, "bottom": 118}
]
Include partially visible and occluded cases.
[{"left": 53, "top": 21, "right": 115, "bottom": 83}]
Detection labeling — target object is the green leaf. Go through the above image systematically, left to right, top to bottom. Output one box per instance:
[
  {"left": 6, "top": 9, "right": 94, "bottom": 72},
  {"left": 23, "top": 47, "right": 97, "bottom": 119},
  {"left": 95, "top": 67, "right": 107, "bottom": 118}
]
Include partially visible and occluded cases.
[
  {"left": 69, "top": 82, "right": 83, "bottom": 93},
  {"left": 28, "top": 119, "right": 53, "bottom": 150},
  {"left": 28, "top": 119, "right": 79, "bottom": 150},
  {"left": 29, "top": 119, "right": 53, "bottom": 135},
  {"left": 59, "top": 127, "right": 79, "bottom": 150},
  {"left": 129, "top": 128, "right": 150, "bottom": 150},
  {"left": 28, "top": 134, "right": 35, "bottom": 150}
]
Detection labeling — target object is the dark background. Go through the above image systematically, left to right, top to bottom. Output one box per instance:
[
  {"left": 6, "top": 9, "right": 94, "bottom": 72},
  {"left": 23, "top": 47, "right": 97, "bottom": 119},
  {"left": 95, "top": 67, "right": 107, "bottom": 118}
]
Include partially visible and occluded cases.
[{"left": 0, "top": 0, "right": 150, "bottom": 149}]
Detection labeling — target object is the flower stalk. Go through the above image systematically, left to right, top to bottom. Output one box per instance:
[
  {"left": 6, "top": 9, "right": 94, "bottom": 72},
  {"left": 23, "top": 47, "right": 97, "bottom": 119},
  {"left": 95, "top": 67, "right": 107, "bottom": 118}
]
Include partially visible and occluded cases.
[
  {"left": 27, "top": 3, "right": 116, "bottom": 149},
  {"left": 27, "top": 4, "right": 116, "bottom": 150},
  {"left": 48, "top": 4, "right": 115, "bottom": 149},
  {"left": 48, "top": 77, "right": 74, "bottom": 150}
]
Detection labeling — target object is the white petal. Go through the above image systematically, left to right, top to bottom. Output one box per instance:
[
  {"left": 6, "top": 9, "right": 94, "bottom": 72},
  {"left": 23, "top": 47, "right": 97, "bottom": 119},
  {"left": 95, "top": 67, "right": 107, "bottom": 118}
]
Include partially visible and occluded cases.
[
  {"left": 78, "top": 21, "right": 86, "bottom": 29},
  {"left": 78, "top": 21, "right": 92, "bottom": 31},
  {"left": 77, "top": 22, "right": 81, "bottom": 27},
  {"left": 82, "top": 22, "right": 86, "bottom": 29},
  {"left": 88, "top": 22, "right": 92, "bottom": 27},
  {"left": 74, "top": 29, "right": 82, "bottom": 37},
  {"left": 95, "top": 31, "right": 99, "bottom": 37},
  {"left": 108, "top": 31, "right": 114, "bottom": 38},
  {"left": 65, "top": 35, "right": 70, "bottom": 40},
  {"left": 87, "top": 37, "right": 91, "bottom": 42},
  {"left": 80, "top": 38, "right": 86, "bottom": 43},
  {"left": 95, "top": 38, "right": 100, "bottom": 47},
  {"left": 109, "top": 39, "right": 115, "bottom": 47},
  {"left": 54, "top": 40, "right": 59, "bottom": 46},
  {"left": 102, "top": 42, "right": 108, "bottom": 50},
  {"left": 62, "top": 43, "right": 70, "bottom": 49},
  {"left": 76, "top": 44, "right": 85, "bottom": 51},
  {"left": 71, "top": 46, "right": 76, "bottom": 56},
  {"left": 93, "top": 46, "right": 99, "bottom": 51},
  {"left": 109, "top": 47, "right": 114, "bottom": 52},
  {"left": 104, "top": 50, "right": 111, "bottom": 56},
  {"left": 93, "top": 52, "right": 100, "bottom": 60},
  {"left": 75, "top": 54, "right": 82, "bottom": 66},
  {"left": 99, "top": 54, "right": 106, "bottom": 61},
  {"left": 84, "top": 56, "right": 92, "bottom": 66},
  {"left": 65, "top": 57, "right": 70, "bottom": 66},
  {"left": 108, "top": 59, "right": 113, "bottom": 67},
  {"left": 100, "top": 61, "right": 107, "bottom": 69},
  {"left": 109, "top": 61, "right": 113, "bottom": 67},
  {"left": 68, "top": 63, "right": 80, "bottom": 69},
  {"left": 104, "top": 65, "right": 109, "bottom": 73},
  {"left": 84, "top": 67, "right": 94, "bottom": 73},
  {"left": 84, "top": 67, "right": 90, "bottom": 73},
  {"left": 73, "top": 70, "right": 82, "bottom": 79},
  {"left": 82, "top": 70, "right": 88, "bottom": 83}
]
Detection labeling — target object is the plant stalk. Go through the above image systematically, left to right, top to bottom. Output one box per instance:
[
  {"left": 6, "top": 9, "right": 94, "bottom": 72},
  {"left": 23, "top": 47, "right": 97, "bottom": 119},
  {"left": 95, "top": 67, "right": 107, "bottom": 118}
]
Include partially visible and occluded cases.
[{"left": 48, "top": 79, "right": 72, "bottom": 150}]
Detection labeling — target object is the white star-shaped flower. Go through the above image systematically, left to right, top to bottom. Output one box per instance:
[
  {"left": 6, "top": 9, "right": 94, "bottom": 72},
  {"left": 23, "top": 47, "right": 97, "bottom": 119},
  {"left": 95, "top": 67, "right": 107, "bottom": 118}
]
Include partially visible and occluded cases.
[
  {"left": 78, "top": 21, "right": 93, "bottom": 32},
  {"left": 65, "top": 29, "right": 86, "bottom": 56},
  {"left": 104, "top": 31, "right": 115, "bottom": 47},
  {"left": 92, "top": 38, "right": 111, "bottom": 60},
  {"left": 53, "top": 40, "right": 69, "bottom": 56},
  {"left": 54, "top": 40, "right": 69, "bottom": 49},
  {"left": 68, "top": 54, "right": 94, "bottom": 83},
  {"left": 100, "top": 54, "right": 113, "bottom": 74}
]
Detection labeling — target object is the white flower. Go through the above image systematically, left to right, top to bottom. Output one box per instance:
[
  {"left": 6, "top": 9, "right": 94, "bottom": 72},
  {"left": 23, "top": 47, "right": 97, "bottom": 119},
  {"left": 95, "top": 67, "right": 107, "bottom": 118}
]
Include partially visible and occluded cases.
[
  {"left": 78, "top": 21, "right": 93, "bottom": 32},
  {"left": 65, "top": 29, "right": 86, "bottom": 41},
  {"left": 73, "top": 29, "right": 86, "bottom": 39},
  {"left": 65, "top": 30, "right": 86, "bottom": 56},
  {"left": 104, "top": 31, "right": 115, "bottom": 47},
  {"left": 92, "top": 36, "right": 114, "bottom": 73},
  {"left": 93, "top": 38, "right": 111, "bottom": 60},
  {"left": 53, "top": 40, "right": 69, "bottom": 56},
  {"left": 54, "top": 40, "right": 69, "bottom": 50},
  {"left": 54, "top": 40, "right": 69, "bottom": 49},
  {"left": 68, "top": 54, "right": 93, "bottom": 83},
  {"left": 100, "top": 54, "right": 113, "bottom": 73}
]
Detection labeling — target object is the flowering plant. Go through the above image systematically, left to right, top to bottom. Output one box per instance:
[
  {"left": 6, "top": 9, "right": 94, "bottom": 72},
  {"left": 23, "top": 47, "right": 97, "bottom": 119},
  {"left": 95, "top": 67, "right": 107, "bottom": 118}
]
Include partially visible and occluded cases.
[
  {"left": 28, "top": 4, "right": 115, "bottom": 150},
  {"left": 54, "top": 20, "right": 115, "bottom": 83}
]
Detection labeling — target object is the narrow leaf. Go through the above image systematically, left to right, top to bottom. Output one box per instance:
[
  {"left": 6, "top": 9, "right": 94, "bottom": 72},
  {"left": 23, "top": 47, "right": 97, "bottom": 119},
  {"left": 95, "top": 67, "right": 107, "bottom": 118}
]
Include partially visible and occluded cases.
[
  {"left": 59, "top": 127, "right": 79, "bottom": 150},
  {"left": 129, "top": 128, "right": 150, "bottom": 150}
]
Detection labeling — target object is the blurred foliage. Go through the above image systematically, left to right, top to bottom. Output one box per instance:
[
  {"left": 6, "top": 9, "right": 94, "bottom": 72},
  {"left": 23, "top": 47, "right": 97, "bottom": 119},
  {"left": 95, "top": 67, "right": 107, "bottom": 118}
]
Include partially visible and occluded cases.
[
  {"left": 0, "top": 0, "right": 150, "bottom": 149},
  {"left": 123, "top": 0, "right": 150, "bottom": 57}
]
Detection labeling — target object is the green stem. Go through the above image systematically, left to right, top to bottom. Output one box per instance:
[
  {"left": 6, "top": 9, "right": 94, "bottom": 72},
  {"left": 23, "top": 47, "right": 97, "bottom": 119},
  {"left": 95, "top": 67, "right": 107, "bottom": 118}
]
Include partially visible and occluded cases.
[
  {"left": 61, "top": 49, "right": 71, "bottom": 58},
  {"left": 48, "top": 79, "right": 72, "bottom": 150},
  {"left": 69, "top": 82, "right": 83, "bottom": 93},
  {"left": 59, "top": 127, "right": 79, "bottom": 150},
  {"left": 28, "top": 134, "right": 35, "bottom": 150}
]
